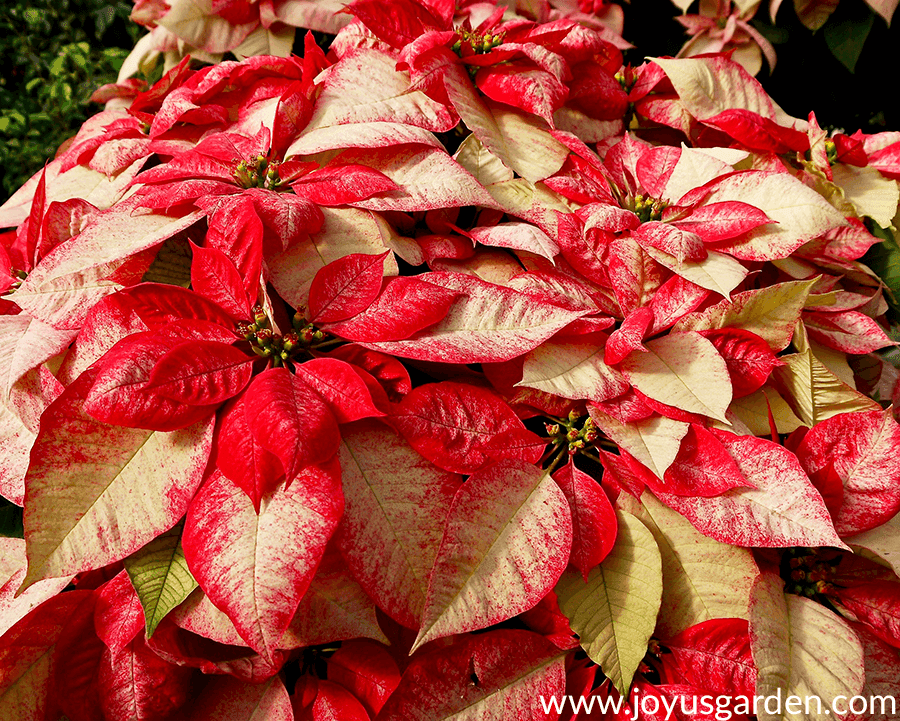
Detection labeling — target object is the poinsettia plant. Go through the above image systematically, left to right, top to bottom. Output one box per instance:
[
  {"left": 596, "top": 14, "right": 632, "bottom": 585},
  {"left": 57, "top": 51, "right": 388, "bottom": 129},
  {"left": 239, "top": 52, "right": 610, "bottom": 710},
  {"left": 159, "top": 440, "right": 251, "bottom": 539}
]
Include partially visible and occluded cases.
[{"left": 2, "top": 0, "right": 900, "bottom": 718}]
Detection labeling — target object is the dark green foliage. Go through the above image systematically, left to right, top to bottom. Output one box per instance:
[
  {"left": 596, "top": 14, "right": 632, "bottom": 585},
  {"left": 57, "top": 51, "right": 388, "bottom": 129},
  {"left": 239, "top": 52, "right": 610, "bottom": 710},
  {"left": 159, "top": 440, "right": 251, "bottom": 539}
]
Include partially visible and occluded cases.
[
  {"left": 0, "top": 0, "right": 139, "bottom": 203},
  {"left": 0, "top": 497, "right": 23, "bottom": 538}
]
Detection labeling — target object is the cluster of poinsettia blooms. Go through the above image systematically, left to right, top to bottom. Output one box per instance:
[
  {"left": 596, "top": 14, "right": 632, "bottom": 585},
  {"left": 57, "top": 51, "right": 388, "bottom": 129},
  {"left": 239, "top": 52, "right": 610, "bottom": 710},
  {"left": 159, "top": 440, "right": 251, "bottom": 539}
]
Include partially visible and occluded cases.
[{"left": 3, "top": 0, "right": 900, "bottom": 718}]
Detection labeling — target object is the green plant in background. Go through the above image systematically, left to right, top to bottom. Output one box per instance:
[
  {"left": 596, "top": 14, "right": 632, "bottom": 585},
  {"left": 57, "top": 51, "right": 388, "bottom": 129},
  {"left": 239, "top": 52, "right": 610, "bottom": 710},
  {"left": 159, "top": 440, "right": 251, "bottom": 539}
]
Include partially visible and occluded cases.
[{"left": 0, "top": 0, "right": 138, "bottom": 202}]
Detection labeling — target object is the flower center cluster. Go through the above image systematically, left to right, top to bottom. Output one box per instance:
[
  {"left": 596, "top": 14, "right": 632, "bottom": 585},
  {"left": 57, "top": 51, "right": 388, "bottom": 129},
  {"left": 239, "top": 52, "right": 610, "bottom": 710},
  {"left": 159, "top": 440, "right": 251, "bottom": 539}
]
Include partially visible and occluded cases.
[
  {"left": 451, "top": 29, "right": 505, "bottom": 57},
  {"left": 233, "top": 155, "right": 283, "bottom": 190},
  {"left": 631, "top": 194, "right": 668, "bottom": 223},
  {"left": 235, "top": 305, "right": 327, "bottom": 367},
  {"left": 546, "top": 412, "right": 599, "bottom": 455},
  {"left": 781, "top": 548, "right": 839, "bottom": 598}
]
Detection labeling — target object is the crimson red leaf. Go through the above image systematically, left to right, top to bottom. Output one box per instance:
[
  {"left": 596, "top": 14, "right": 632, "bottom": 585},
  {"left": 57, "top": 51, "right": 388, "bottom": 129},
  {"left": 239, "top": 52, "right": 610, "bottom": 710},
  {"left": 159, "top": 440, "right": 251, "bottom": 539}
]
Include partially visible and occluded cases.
[
  {"left": 347, "top": 0, "right": 441, "bottom": 47},
  {"left": 476, "top": 64, "right": 568, "bottom": 123},
  {"left": 703, "top": 109, "right": 810, "bottom": 153},
  {"left": 292, "top": 164, "right": 399, "bottom": 205},
  {"left": 20, "top": 165, "right": 47, "bottom": 269},
  {"left": 201, "top": 194, "right": 264, "bottom": 304},
  {"left": 671, "top": 201, "right": 773, "bottom": 242},
  {"left": 631, "top": 221, "right": 706, "bottom": 263},
  {"left": 190, "top": 243, "right": 252, "bottom": 319},
  {"left": 308, "top": 251, "right": 390, "bottom": 323},
  {"left": 321, "top": 276, "right": 460, "bottom": 342},
  {"left": 116, "top": 283, "right": 237, "bottom": 330},
  {"left": 605, "top": 307, "right": 654, "bottom": 365},
  {"left": 803, "top": 310, "right": 896, "bottom": 354},
  {"left": 698, "top": 327, "right": 781, "bottom": 398},
  {"left": 84, "top": 331, "right": 220, "bottom": 431},
  {"left": 145, "top": 340, "right": 253, "bottom": 405},
  {"left": 327, "top": 345, "right": 411, "bottom": 402},
  {"left": 293, "top": 358, "right": 386, "bottom": 423},
  {"left": 242, "top": 367, "right": 340, "bottom": 483},
  {"left": 392, "top": 381, "right": 544, "bottom": 474},
  {"left": 214, "top": 390, "right": 285, "bottom": 511},
  {"left": 795, "top": 410, "right": 900, "bottom": 535},
  {"left": 660, "top": 424, "right": 753, "bottom": 497},
  {"left": 656, "top": 433, "right": 846, "bottom": 548},
  {"left": 552, "top": 460, "right": 617, "bottom": 580},
  {"left": 182, "top": 465, "right": 343, "bottom": 660},
  {"left": 94, "top": 571, "right": 144, "bottom": 660},
  {"left": 835, "top": 582, "right": 900, "bottom": 649},
  {"left": 518, "top": 590, "right": 579, "bottom": 651},
  {"left": 0, "top": 591, "right": 94, "bottom": 721},
  {"left": 53, "top": 592, "right": 105, "bottom": 721},
  {"left": 147, "top": 615, "right": 286, "bottom": 683},
  {"left": 663, "top": 618, "right": 758, "bottom": 698},
  {"left": 848, "top": 622, "right": 900, "bottom": 721},
  {"left": 378, "top": 630, "right": 566, "bottom": 720},
  {"left": 97, "top": 635, "right": 193, "bottom": 721},
  {"left": 326, "top": 640, "right": 400, "bottom": 717},
  {"left": 186, "top": 676, "right": 293, "bottom": 721},
  {"left": 294, "top": 678, "right": 370, "bottom": 721}
]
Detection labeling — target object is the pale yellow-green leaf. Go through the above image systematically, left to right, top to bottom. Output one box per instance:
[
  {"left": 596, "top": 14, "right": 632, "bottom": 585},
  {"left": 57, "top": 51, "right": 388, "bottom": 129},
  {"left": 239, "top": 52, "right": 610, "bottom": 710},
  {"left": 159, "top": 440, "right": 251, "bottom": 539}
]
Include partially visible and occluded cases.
[
  {"left": 158, "top": 0, "right": 255, "bottom": 53},
  {"left": 232, "top": 25, "right": 294, "bottom": 59},
  {"left": 298, "top": 48, "right": 449, "bottom": 134},
  {"left": 650, "top": 57, "right": 801, "bottom": 127},
  {"left": 443, "top": 65, "right": 566, "bottom": 184},
  {"left": 492, "top": 105, "right": 569, "bottom": 183},
  {"left": 454, "top": 134, "right": 514, "bottom": 187},
  {"left": 663, "top": 145, "right": 744, "bottom": 203},
  {"left": 832, "top": 162, "right": 900, "bottom": 228},
  {"left": 485, "top": 178, "right": 574, "bottom": 232},
  {"left": 644, "top": 246, "right": 749, "bottom": 297},
  {"left": 674, "top": 279, "right": 818, "bottom": 351},
  {"left": 621, "top": 331, "right": 732, "bottom": 422},
  {"left": 809, "top": 338, "right": 857, "bottom": 387},
  {"left": 774, "top": 339, "right": 880, "bottom": 426},
  {"left": 518, "top": 342, "right": 629, "bottom": 402},
  {"left": 728, "top": 387, "right": 805, "bottom": 436},
  {"left": 589, "top": 409, "right": 689, "bottom": 479},
  {"left": 23, "top": 417, "right": 214, "bottom": 590},
  {"left": 413, "top": 462, "right": 571, "bottom": 651},
  {"left": 618, "top": 492, "right": 758, "bottom": 638},
  {"left": 556, "top": 510, "right": 662, "bottom": 696},
  {"left": 846, "top": 514, "right": 900, "bottom": 579},
  {"left": 123, "top": 521, "right": 197, "bottom": 638},
  {"left": 750, "top": 572, "right": 792, "bottom": 710},
  {"left": 750, "top": 573, "right": 865, "bottom": 721}
]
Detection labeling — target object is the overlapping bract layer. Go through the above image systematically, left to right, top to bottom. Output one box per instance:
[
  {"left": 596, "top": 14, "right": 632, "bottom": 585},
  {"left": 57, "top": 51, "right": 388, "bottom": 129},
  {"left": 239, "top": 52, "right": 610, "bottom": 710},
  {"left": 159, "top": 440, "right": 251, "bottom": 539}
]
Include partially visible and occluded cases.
[{"left": 2, "top": 0, "right": 900, "bottom": 717}]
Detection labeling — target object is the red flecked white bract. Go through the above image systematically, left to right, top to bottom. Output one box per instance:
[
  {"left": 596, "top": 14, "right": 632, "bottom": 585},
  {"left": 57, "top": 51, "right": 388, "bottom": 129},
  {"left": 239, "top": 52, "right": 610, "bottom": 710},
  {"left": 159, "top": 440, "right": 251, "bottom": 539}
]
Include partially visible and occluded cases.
[{"left": 2, "top": 0, "right": 900, "bottom": 716}]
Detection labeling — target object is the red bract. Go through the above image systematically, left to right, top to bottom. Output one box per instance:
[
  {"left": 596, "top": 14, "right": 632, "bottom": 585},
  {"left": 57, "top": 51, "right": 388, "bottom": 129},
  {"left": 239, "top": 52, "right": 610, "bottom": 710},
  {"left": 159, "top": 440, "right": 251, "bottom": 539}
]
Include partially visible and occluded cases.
[{"left": 3, "top": 2, "right": 900, "bottom": 717}]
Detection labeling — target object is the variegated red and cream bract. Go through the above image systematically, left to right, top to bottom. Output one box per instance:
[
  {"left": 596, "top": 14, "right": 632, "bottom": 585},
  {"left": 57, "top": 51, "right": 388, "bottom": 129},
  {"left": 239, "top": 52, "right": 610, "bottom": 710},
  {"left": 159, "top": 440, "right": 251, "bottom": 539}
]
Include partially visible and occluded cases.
[{"left": 2, "top": 0, "right": 900, "bottom": 718}]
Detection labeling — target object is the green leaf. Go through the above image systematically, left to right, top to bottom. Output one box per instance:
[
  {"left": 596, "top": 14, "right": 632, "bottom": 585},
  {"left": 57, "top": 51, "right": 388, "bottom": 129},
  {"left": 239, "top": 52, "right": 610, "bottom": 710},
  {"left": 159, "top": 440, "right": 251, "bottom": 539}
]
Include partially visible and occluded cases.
[
  {"left": 824, "top": 8, "right": 875, "bottom": 72},
  {"left": 556, "top": 509, "right": 662, "bottom": 696},
  {"left": 124, "top": 520, "right": 198, "bottom": 638}
]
